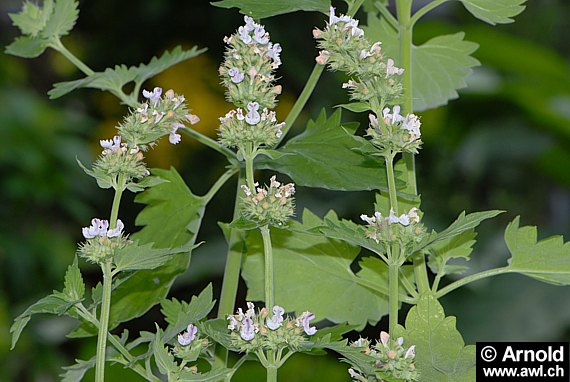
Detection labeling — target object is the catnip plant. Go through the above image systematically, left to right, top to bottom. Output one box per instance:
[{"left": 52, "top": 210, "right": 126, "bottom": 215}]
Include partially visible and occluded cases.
[{"left": 6, "top": 0, "right": 569, "bottom": 381}]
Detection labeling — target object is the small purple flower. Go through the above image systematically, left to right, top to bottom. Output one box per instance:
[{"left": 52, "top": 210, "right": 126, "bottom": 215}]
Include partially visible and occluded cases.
[
  {"left": 238, "top": 26, "right": 252, "bottom": 44},
  {"left": 253, "top": 26, "right": 269, "bottom": 45},
  {"left": 267, "top": 43, "right": 282, "bottom": 65},
  {"left": 228, "top": 68, "right": 245, "bottom": 84},
  {"left": 142, "top": 87, "right": 162, "bottom": 107},
  {"left": 245, "top": 102, "right": 261, "bottom": 125},
  {"left": 152, "top": 110, "right": 166, "bottom": 124},
  {"left": 169, "top": 122, "right": 185, "bottom": 145},
  {"left": 100, "top": 135, "right": 122, "bottom": 152},
  {"left": 82, "top": 218, "right": 109, "bottom": 239},
  {"left": 106, "top": 219, "right": 124, "bottom": 238},
  {"left": 266, "top": 305, "right": 285, "bottom": 330},
  {"left": 298, "top": 311, "right": 317, "bottom": 335},
  {"left": 227, "top": 315, "right": 240, "bottom": 330},
  {"left": 240, "top": 318, "right": 255, "bottom": 341},
  {"left": 178, "top": 324, "right": 198, "bottom": 346}
]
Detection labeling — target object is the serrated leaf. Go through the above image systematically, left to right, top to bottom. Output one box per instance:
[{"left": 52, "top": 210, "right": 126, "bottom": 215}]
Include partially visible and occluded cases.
[
  {"left": 9, "top": 0, "right": 53, "bottom": 36},
  {"left": 41, "top": 0, "right": 78, "bottom": 38},
  {"left": 211, "top": 0, "right": 330, "bottom": 19},
  {"left": 460, "top": 0, "right": 527, "bottom": 25},
  {"left": 365, "top": 15, "right": 480, "bottom": 111},
  {"left": 5, "top": 36, "right": 49, "bottom": 58},
  {"left": 48, "top": 46, "right": 205, "bottom": 99},
  {"left": 133, "top": 46, "right": 207, "bottom": 84},
  {"left": 49, "top": 65, "right": 137, "bottom": 99},
  {"left": 257, "top": 109, "right": 388, "bottom": 191},
  {"left": 70, "top": 168, "right": 206, "bottom": 337},
  {"left": 242, "top": 209, "right": 389, "bottom": 329},
  {"left": 420, "top": 210, "right": 503, "bottom": 252},
  {"left": 320, "top": 214, "right": 387, "bottom": 258},
  {"left": 227, "top": 215, "right": 259, "bottom": 230},
  {"left": 505, "top": 217, "right": 570, "bottom": 285},
  {"left": 427, "top": 230, "right": 476, "bottom": 276},
  {"left": 114, "top": 241, "right": 199, "bottom": 272},
  {"left": 63, "top": 257, "right": 85, "bottom": 301},
  {"left": 161, "top": 284, "right": 216, "bottom": 341},
  {"left": 11, "top": 293, "right": 74, "bottom": 349},
  {"left": 394, "top": 294, "right": 476, "bottom": 381},
  {"left": 153, "top": 327, "right": 179, "bottom": 376},
  {"left": 324, "top": 341, "right": 378, "bottom": 376},
  {"left": 60, "top": 359, "right": 96, "bottom": 382}
]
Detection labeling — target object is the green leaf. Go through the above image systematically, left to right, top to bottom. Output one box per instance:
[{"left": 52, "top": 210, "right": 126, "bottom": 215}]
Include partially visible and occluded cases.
[
  {"left": 9, "top": 0, "right": 54, "bottom": 36},
  {"left": 41, "top": 0, "right": 79, "bottom": 38},
  {"left": 211, "top": 0, "right": 330, "bottom": 19},
  {"left": 460, "top": 0, "right": 527, "bottom": 25},
  {"left": 365, "top": 15, "right": 480, "bottom": 111},
  {"left": 5, "top": 36, "right": 49, "bottom": 58},
  {"left": 48, "top": 46, "right": 205, "bottom": 99},
  {"left": 133, "top": 46, "right": 207, "bottom": 85},
  {"left": 49, "top": 65, "right": 137, "bottom": 99},
  {"left": 336, "top": 102, "right": 372, "bottom": 113},
  {"left": 257, "top": 109, "right": 388, "bottom": 191},
  {"left": 242, "top": 209, "right": 389, "bottom": 329},
  {"left": 421, "top": 210, "right": 503, "bottom": 251},
  {"left": 227, "top": 215, "right": 259, "bottom": 230},
  {"left": 505, "top": 217, "right": 570, "bottom": 285},
  {"left": 427, "top": 230, "right": 476, "bottom": 276},
  {"left": 114, "top": 241, "right": 199, "bottom": 272},
  {"left": 63, "top": 257, "right": 85, "bottom": 301},
  {"left": 161, "top": 284, "right": 216, "bottom": 341},
  {"left": 10, "top": 293, "right": 74, "bottom": 349},
  {"left": 394, "top": 294, "right": 476, "bottom": 381},
  {"left": 200, "top": 318, "right": 238, "bottom": 352},
  {"left": 152, "top": 326, "right": 179, "bottom": 376},
  {"left": 324, "top": 341, "right": 377, "bottom": 376},
  {"left": 60, "top": 359, "right": 96, "bottom": 382}
]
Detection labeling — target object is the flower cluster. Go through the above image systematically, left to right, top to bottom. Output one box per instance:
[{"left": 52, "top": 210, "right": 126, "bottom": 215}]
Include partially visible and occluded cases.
[
  {"left": 314, "top": 7, "right": 403, "bottom": 102},
  {"left": 220, "top": 16, "right": 282, "bottom": 109},
  {"left": 119, "top": 87, "right": 199, "bottom": 149},
  {"left": 218, "top": 101, "right": 284, "bottom": 149},
  {"left": 366, "top": 105, "right": 422, "bottom": 155},
  {"left": 241, "top": 175, "right": 295, "bottom": 227},
  {"left": 360, "top": 207, "right": 427, "bottom": 253},
  {"left": 77, "top": 218, "right": 130, "bottom": 264},
  {"left": 227, "top": 302, "right": 317, "bottom": 353},
  {"left": 173, "top": 324, "right": 210, "bottom": 364},
  {"left": 348, "top": 331, "right": 419, "bottom": 382}
]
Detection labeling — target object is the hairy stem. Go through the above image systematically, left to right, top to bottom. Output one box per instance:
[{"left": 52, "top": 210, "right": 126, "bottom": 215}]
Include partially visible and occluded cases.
[
  {"left": 410, "top": 0, "right": 449, "bottom": 26},
  {"left": 49, "top": 38, "right": 94, "bottom": 76},
  {"left": 181, "top": 128, "right": 237, "bottom": 161},
  {"left": 385, "top": 154, "right": 399, "bottom": 214},
  {"left": 203, "top": 167, "right": 239, "bottom": 204},
  {"left": 215, "top": 171, "right": 246, "bottom": 367},
  {"left": 260, "top": 225, "right": 274, "bottom": 309},
  {"left": 95, "top": 261, "right": 113, "bottom": 382},
  {"left": 388, "top": 262, "right": 400, "bottom": 334},
  {"left": 435, "top": 267, "right": 511, "bottom": 299},
  {"left": 266, "top": 365, "right": 278, "bottom": 382}
]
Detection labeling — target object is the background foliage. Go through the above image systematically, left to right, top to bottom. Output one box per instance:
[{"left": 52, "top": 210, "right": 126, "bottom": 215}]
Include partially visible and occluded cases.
[{"left": 1, "top": 0, "right": 569, "bottom": 380}]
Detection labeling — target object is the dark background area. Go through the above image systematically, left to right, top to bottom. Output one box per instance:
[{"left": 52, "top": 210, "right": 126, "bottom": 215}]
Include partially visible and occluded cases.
[{"left": 1, "top": 0, "right": 569, "bottom": 380}]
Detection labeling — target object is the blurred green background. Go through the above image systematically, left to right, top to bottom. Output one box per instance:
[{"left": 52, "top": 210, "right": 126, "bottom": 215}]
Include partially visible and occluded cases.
[{"left": 1, "top": 0, "right": 569, "bottom": 380}]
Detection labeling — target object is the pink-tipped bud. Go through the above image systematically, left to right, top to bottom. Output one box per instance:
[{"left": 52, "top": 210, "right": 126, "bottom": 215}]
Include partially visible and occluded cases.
[{"left": 312, "top": 28, "right": 322, "bottom": 39}]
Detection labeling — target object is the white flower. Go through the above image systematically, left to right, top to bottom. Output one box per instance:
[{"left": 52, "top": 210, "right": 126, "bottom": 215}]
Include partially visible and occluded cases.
[
  {"left": 329, "top": 6, "right": 352, "bottom": 25},
  {"left": 346, "top": 19, "right": 364, "bottom": 37},
  {"left": 253, "top": 25, "right": 269, "bottom": 44},
  {"left": 238, "top": 26, "right": 252, "bottom": 44},
  {"left": 267, "top": 43, "right": 282, "bottom": 66},
  {"left": 386, "top": 58, "right": 404, "bottom": 76},
  {"left": 228, "top": 67, "right": 245, "bottom": 84},
  {"left": 142, "top": 87, "right": 162, "bottom": 107},
  {"left": 245, "top": 102, "right": 261, "bottom": 125},
  {"left": 382, "top": 105, "right": 404, "bottom": 124},
  {"left": 152, "top": 110, "right": 165, "bottom": 124},
  {"left": 401, "top": 113, "right": 421, "bottom": 141},
  {"left": 186, "top": 114, "right": 200, "bottom": 125},
  {"left": 169, "top": 122, "right": 185, "bottom": 145},
  {"left": 100, "top": 135, "right": 121, "bottom": 152},
  {"left": 269, "top": 175, "right": 281, "bottom": 188},
  {"left": 241, "top": 185, "right": 252, "bottom": 197},
  {"left": 408, "top": 207, "right": 420, "bottom": 223},
  {"left": 388, "top": 208, "right": 411, "bottom": 226},
  {"left": 360, "top": 214, "right": 376, "bottom": 225},
  {"left": 82, "top": 218, "right": 108, "bottom": 239},
  {"left": 106, "top": 219, "right": 124, "bottom": 238},
  {"left": 266, "top": 305, "right": 285, "bottom": 330},
  {"left": 297, "top": 311, "right": 317, "bottom": 335},
  {"left": 227, "top": 315, "right": 240, "bottom": 330},
  {"left": 240, "top": 318, "right": 255, "bottom": 340},
  {"left": 177, "top": 324, "right": 198, "bottom": 346},
  {"left": 380, "top": 331, "right": 390, "bottom": 345},
  {"left": 405, "top": 345, "right": 416, "bottom": 359},
  {"left": 348, "top": 368, "right": 360, "bottom": 379}
]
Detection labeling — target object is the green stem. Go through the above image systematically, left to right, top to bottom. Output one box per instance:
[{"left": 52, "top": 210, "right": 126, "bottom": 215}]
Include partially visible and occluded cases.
[
  {"left": 347, "top": 0, "right": 365, "bottom": 16},
  {"left": 395, "top": 0, "right": 431, "bottom": 296},
  {"left": 410, "top": 0, "right": 449, "bottom": 27},
  {"left": 374, "top": 2, "right": 399, "bottom": 30},
  {"left": 49, "top": 38, "right": 94, "bottom": 76},
  {"left": 181, "top": 128, "right": 237, "bottom": 161},
  {"left": 244, "top": 143, "right": 256, "bottom": 191},
  {"left": 385, "top": 154, "right": 399, "bottom": 214},
  {"left": 203, "top": 167, "right": 239, "bottom": 204},
  {"left": 215, "top": 171, "right": 246, "bottom": 367},
  {"left": 260, "top": 225, "right": 274, "bottom": 309},
  {"left": 95, "top": 261, "right": 113, "bottom": 382},
  {"left": 388, "top": 263, "right": 399, "bottom": 334},
  {"left": 435, "top": 267, "right": 511, "bottom": 299},
  {"left": 399, "top": 268, "right": 419, "bottom": 299},
  {"left": 353, "top": 275, "right": 416, "bottom": 304},
  {"left": 266, "top": 365, "right": 278, "bottom": 382}
]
